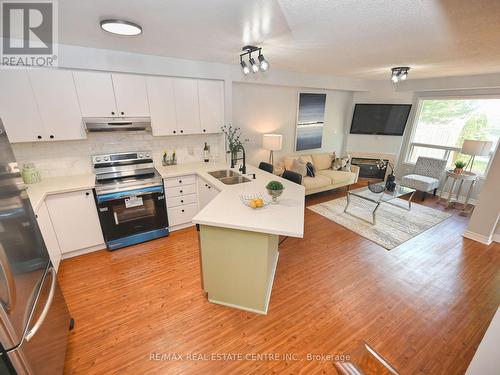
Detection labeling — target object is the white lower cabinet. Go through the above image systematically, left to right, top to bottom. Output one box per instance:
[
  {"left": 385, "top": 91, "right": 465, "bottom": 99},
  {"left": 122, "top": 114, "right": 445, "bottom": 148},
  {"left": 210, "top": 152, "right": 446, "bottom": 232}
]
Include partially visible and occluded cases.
[
  {"left": 165, "top": 174, "right": 200, "bottom": 230},
  {"left": 197, "top": 177, "right": 220, "bottom": 210},
  {"left": 45, "top": 190, "right": 104, "bottom": 254},
  {"left": 36, "top": 202, "right": 62, "bottom": 271}
]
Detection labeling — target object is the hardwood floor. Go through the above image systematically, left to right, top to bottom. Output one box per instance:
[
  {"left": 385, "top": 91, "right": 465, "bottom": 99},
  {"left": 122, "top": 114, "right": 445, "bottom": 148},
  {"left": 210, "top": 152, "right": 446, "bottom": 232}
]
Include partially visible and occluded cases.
[{"left": 58, "top": 185, "right": 500, "bottom": 374}]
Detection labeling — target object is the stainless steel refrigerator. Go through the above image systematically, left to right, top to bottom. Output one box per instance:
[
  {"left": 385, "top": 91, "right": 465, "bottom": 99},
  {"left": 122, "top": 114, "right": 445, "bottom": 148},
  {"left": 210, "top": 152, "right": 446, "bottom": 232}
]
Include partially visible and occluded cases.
[{"left": 0, "top": 119, "right": 71, "bottom": 374}]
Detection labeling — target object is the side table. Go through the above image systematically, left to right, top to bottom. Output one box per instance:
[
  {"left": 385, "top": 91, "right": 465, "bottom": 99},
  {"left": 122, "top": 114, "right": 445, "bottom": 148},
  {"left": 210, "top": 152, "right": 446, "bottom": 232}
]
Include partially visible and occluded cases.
[{"left": 439, "top": 170, "right": 477, "bottom": 214}]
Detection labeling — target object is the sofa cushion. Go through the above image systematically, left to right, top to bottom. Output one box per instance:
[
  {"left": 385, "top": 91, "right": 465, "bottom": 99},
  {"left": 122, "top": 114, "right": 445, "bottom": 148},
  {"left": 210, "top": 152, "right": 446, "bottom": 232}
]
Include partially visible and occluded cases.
[
  {"left": 311, "top": 153, "right": 334, "bottom": 170},
  {"left": 284, "top": 156, "right": 297, "bottom": 170},
  {"left": 317, "top": 170, "right": 355, "bottom": 185},
  {"left": 401, "top": 174, "right": 440, "bottom": 192},
  {"left": 302, "top": 175, "right": 331, "bottom": 190}
]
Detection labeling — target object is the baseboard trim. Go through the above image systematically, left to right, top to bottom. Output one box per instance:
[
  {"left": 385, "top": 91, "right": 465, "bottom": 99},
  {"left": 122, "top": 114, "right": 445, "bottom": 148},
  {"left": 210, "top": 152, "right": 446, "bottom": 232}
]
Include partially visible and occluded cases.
[
  {"left": 463, "top": 230, "right": 493, "bottom": 245},
  {"left": 61, "top": 243, "right": 106, "bottom": 259}
]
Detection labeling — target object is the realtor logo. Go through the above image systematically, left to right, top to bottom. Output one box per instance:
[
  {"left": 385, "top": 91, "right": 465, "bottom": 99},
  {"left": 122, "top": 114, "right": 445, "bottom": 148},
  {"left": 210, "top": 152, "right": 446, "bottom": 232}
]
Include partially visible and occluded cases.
[{"left": 1, "top": 0, "right": 58, "bottom": 67}]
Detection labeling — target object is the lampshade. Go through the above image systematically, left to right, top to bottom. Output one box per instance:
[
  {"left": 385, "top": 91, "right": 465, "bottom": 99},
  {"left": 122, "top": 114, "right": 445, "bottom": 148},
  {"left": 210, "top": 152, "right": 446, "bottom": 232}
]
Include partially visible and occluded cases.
[
  {"left": 262, "top": 134, "right": 282, "bottom": 151},
  {"left": 461, "top": 139, "right": 493, "bottom": 156}
]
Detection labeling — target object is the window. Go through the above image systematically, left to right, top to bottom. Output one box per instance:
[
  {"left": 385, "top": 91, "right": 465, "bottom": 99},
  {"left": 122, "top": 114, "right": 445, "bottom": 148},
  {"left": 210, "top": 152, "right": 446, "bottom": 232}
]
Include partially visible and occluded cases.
[{"left": 406, "top": 98, "right": 500, "bottom": 176}]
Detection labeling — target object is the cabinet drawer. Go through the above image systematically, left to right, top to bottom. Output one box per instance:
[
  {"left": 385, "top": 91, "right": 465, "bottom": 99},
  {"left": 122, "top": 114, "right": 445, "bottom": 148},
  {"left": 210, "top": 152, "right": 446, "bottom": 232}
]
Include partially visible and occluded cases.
[
  {"left": 164, "top": 174, "right": 196, "bottom": 188},
  {"left": 166, "top": 184, "right": 196, "bottom": 197},
  {"left": 167, "top": 193, "right": 197, "bottom": 208},
  {"left": 168, "top": 203, "right": 198, "bottom": 227}
]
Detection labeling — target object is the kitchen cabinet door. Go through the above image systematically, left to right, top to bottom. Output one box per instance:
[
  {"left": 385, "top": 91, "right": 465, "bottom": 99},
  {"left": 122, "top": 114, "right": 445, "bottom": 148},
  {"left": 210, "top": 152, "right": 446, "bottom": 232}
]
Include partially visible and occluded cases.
[
  {"left": 28, "top": 69, "right": 86, "bottom": 141},
  {"left": 0, "top": 70, "right": 44, "bottom": 142},
  {"left": 73, "top": 71, "right": 118, "bottom": 117},
  {"left": 112, "top": 73, "right": 150, "bottom": 117},
  {"left": 146, "top": 76, "right": 177, "bottom": 136},
  {"left": 173, "top": 78, "right": 201, "bottom": 135},
  {"left": 198, "top": 80, "right": 224, "bottom": 134},
  {"left": 197, "top": 178, "right": 220, "bottom": 210},
  {"left": 45, "top": 190, "right": 104, "bottom": 254},
  {"left": 36, "top": 202, "right": 62, "bottom": 271}
]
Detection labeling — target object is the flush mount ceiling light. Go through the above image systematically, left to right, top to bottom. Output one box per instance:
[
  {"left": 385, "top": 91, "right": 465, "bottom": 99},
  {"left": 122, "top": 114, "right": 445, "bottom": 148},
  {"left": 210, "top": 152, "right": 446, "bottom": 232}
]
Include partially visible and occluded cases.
[
  {"left": 100, "top": 19, "right": 142, "bottom": 36},
  {"left": 240, "top": 45, "right": 269, "bottom": 75},
  {"left": 391, "top": 66, "right": 410, "bottom": 83}
]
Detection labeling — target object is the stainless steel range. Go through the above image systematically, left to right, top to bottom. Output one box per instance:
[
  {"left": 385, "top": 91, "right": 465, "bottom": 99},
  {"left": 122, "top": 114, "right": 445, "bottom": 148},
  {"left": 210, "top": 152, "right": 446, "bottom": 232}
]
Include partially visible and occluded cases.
[{"left": 93, "top": 151, "right": 168, "bottom": 250}]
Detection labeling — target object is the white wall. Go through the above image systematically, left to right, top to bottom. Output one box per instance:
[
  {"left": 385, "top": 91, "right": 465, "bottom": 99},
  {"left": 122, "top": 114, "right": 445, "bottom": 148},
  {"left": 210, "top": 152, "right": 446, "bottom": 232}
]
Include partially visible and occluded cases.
[{"left": 232, "top": 82, "right": 352, "bottom": 167}]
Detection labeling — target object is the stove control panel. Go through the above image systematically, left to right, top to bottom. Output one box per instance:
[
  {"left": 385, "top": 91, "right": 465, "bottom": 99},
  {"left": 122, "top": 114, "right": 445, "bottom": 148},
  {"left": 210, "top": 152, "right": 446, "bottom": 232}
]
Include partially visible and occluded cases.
[{"left": 92, "top": 151, "right": 153, "bottom": 165}]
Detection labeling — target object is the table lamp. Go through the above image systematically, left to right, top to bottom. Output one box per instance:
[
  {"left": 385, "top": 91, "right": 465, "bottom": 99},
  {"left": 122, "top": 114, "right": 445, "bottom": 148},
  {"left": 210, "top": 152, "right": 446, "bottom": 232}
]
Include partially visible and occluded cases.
[
  {"left": 262, "top": 134, "right": 282, "bottom": 166},
  {"left": 461, "top": 139, "right": 493, "bottom": 171}
]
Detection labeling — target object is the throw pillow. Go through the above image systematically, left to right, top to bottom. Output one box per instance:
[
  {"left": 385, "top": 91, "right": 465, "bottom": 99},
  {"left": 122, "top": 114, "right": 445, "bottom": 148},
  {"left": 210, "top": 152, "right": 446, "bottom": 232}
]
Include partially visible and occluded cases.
[
  {"left": 341, "top": 154, "right": 352, "bottom": 172},
  {"left": 332, "top": 156, "right": 351, "bottom": 171},
  {"left": 290, "top": 158, "right": 307, "bottom": 177},
  {"left": 306, "top": 162, "right": 315, "bottom": 177}
]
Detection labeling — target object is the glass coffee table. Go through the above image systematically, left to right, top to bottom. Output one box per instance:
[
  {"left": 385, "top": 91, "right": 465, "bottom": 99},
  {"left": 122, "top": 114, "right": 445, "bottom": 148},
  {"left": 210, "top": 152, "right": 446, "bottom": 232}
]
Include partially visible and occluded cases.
[{"left": 344, "top": 182, "right": 416, "bottom": 225}]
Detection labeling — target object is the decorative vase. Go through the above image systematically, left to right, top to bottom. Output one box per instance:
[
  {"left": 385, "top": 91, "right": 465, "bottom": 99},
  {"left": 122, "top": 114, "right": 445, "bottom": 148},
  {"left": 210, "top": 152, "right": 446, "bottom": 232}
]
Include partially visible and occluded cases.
[
  {"left": 230, "top": 150, "right": 238, "bottom": 169},
  {"left": 454, "top": 167, "right": 463, "bottom": 175},
  {"left": 385, "top": 173, "right": 396, "bottom": 192},
  {"left": 267, "top": 188, "right": 283, "bottom": 204}
]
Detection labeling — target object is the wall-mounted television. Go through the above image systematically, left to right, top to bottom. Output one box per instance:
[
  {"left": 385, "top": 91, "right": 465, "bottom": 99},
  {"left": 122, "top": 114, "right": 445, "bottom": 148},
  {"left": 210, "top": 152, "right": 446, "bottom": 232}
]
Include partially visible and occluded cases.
[{"left": 350, "top": 103, "right": 412, "bottom": 136}]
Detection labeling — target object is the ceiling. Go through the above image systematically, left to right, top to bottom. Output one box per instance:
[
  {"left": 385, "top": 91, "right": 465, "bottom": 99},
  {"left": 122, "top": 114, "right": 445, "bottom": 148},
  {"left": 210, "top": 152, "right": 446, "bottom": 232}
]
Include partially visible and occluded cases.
[{"left": 58, "top": 0, "right": 500, "bottom": 80}]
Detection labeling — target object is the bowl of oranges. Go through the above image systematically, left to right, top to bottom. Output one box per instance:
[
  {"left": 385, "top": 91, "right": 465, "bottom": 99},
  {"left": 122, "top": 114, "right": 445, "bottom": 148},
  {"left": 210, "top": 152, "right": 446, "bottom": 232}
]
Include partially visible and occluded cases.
[{"left": 240, "top": 193, "right": 271, "bottom": 209}]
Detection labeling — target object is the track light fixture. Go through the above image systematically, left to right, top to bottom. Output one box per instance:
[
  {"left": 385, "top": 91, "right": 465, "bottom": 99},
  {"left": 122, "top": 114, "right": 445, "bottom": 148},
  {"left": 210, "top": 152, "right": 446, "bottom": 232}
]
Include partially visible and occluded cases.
[
  {"left": 240, "top": 45, "right": 269, "bottom": 75},
  {"left": 391, "top": 67, "right": 410, "bottom": 83}
]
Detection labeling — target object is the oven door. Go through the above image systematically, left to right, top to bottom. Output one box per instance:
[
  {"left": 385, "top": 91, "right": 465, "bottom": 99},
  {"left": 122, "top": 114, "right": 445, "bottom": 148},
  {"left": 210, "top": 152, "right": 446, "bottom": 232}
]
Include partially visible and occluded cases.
[{"left": 96, "top": 185, "right": 168, "bottom": 248}]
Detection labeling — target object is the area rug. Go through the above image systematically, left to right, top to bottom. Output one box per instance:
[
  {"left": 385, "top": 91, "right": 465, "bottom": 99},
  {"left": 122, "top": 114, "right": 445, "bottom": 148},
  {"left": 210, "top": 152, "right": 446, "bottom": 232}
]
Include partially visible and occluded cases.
[{"left": 308, "top": 197, "right": 451, "bottom": 250}]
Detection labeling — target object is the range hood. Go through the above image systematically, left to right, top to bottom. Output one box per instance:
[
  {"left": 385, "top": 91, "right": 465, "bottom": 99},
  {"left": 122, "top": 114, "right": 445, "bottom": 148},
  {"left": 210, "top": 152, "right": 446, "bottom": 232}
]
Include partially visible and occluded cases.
[{"left": 84, "top": 117, "right": 151, "bottom": 132}]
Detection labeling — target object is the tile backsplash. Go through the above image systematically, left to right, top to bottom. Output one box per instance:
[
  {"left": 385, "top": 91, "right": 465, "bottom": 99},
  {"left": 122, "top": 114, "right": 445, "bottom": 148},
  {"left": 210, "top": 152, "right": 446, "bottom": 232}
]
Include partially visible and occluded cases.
[{"left": 12, "top": 132, "right": 226, "bottom": 177}]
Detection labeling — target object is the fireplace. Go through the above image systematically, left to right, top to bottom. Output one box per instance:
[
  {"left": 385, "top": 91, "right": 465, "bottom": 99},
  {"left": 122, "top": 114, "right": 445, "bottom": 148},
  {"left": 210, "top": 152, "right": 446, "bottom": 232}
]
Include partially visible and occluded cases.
[{"left": 351, "top": 157, "right": 388, "bottom": 179}]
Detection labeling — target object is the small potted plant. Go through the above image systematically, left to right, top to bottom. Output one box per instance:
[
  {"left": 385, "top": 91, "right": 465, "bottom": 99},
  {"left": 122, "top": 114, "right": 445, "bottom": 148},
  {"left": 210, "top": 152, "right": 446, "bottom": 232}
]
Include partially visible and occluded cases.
[
  {"left": 454, "top": 160, "right": 466, "bottom": 174},
  {"left": 266, "top": 181, "right": 284, "bottom": 203}
]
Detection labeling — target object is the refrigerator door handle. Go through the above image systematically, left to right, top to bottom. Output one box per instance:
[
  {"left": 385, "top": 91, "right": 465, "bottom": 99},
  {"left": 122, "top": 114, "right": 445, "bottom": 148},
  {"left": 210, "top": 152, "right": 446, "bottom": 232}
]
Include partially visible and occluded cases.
[
  {"left": 0, "top": 243, "right": 16, "bottom": 312},
  {"left": 25, "top": 267, "right": 56, "bottom": 342}
]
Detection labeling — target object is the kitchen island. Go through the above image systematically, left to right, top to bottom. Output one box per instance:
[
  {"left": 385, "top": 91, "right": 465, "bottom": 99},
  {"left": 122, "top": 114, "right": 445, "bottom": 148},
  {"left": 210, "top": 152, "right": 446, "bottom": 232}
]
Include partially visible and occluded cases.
[{"left": 163, "top": 162, "right": 306, "bottom": 315}]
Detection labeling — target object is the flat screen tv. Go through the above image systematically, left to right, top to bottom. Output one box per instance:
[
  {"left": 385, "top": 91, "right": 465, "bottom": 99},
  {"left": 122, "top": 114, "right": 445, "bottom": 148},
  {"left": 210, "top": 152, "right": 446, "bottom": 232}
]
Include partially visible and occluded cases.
[{"left": 350, "top": 103, "right": 412, "bottom": 136}]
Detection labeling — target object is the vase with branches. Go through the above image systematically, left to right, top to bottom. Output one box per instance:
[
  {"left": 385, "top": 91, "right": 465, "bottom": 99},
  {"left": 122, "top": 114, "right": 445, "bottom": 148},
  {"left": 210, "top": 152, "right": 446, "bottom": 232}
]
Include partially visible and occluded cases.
[{"left": 221, "top": 124, "right": 246, "bottom": 168}]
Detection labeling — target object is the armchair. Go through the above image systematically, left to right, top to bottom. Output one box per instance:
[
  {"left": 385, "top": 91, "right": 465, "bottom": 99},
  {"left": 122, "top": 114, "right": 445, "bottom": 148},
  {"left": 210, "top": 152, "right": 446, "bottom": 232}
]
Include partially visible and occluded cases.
[{"left": 401, "top": 156, "right": 447, "bottom": 201}]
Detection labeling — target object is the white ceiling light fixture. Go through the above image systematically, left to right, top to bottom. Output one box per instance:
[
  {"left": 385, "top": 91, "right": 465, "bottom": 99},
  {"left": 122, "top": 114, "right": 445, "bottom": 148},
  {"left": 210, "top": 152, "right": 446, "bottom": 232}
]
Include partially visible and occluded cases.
[
  {"left": 100, "top": 19, "right": 142, "bottom": 36},
  {"left": 240, "top": 45, "right": 269, "bottom": 75},
  {"left": 391, "top": 66, "right": 410, "bottom": 83}
]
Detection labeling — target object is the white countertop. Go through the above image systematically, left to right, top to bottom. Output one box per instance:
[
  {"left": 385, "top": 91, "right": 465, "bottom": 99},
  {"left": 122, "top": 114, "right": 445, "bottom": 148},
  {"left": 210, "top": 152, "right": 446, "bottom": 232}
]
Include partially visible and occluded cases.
[
  {"left": 27, "top": 161, "right": 305, "bottom": 238},
  {"left": 156, "top": 161, "right": 305, "bottom": 238},
  {"left": 27, "top": 174, "right": 96, "bottom": 212}
]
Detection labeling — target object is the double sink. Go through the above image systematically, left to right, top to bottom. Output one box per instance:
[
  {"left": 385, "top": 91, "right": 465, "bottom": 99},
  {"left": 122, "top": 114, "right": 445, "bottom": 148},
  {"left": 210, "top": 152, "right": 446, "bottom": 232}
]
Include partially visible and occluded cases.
[{"left": 208, "top": 170, "right": 251, "bottom": 185}]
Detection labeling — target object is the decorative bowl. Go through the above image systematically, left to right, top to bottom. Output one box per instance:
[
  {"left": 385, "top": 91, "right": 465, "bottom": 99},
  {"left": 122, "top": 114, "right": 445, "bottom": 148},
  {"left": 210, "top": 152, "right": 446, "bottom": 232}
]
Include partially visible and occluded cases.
[
  {"left": 368, "top": 183, "right": 385, "bottom": 194},
  {"left": 266, "top": 188, "right": 283, "bottom": 203},
  {"left": 240, "top": 193, "right": 272, "bottom": 209}
]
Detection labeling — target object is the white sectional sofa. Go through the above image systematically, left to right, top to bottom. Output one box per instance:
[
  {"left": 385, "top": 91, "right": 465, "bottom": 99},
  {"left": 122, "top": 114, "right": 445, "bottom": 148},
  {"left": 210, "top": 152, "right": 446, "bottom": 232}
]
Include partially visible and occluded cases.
[{"left": 283, "top": 152, "right": 360, "bottom": 195}]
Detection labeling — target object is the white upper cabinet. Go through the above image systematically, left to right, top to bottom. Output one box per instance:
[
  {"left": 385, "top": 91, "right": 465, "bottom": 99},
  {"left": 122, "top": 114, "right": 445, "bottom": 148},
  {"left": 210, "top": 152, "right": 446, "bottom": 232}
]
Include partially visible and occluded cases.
[
  {"left": 28, "top": 69, "right": 85, "bottom": 141},
  {"left": 0, "top": 70, "right": 44, "bottom": 143},
  {"left": 73, "top": 71, "right": 118, "bottom": 117},
  {"left": 111, "top": 73, "right": 150, "bottom": 117},
  {"left": 146, "top": 76, "right": 178, "bottom": 136},
  {"left": 173, "top": 78, "right": 201, "bottom": 135},
  {"left": 198, "top": 80, "right": 224, "bottom": 134}
]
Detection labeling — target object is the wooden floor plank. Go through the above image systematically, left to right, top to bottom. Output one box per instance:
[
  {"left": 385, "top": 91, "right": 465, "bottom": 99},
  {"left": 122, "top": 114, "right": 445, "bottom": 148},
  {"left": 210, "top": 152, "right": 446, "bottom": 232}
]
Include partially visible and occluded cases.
[{"left": 58, "top": 186, "right": 500, "bottom": 374}]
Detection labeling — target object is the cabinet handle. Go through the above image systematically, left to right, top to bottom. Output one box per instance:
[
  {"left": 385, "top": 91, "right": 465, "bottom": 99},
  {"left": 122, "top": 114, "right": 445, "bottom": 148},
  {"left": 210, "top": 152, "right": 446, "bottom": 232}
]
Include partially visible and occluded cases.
[
  {"left": 111, "top": 111, "right": 115, "bottom": 115},
  {"left": 121, "top": 111, "right": 124, "bottom": 115},
  {"left": 203, "top": 129, "right": 206, "bottom": 132},
  {"left": 180, "top": 130, "right": 184, "bottom": 133},
  {"left": 37, "top": 135, "right": 42, "bottom": 139},
  {"left": 49, "top": 135, "right": 54, "bottom": 139},
  {"left": 178, "top": 180, "right": 182, "bottom": 183},
  {"left": 205, "top": 184, "right": 207, "bottom": 187},
  {"left": 208, "top": 186, "right": 211, "bottom": 189},
  {"left": 180, "top": 190, "right": 183, "bottom": 193},
  {"left": 85, "top": 192, "right": 90, "bottom": 196},
  {"left": 180, "top": 200, "right": 184, "bottom": 203},
  {"left": 181, "top": 209, "right": 185, "bottom": 213}
]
